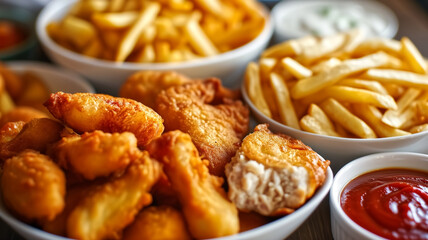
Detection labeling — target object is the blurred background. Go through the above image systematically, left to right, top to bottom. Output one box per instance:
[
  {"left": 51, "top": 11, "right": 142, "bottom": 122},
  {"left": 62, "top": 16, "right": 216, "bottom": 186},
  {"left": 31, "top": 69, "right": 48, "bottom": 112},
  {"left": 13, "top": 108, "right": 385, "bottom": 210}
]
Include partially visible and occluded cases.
[{"left": 1, "top": 0, "right": 428, "bottom": 61}]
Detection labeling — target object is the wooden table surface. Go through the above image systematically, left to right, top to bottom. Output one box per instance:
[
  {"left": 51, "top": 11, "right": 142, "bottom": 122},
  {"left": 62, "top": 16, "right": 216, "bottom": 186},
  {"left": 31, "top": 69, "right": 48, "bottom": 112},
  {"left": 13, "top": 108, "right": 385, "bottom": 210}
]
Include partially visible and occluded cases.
[{"left": 1, "top": 0, "right": 428, "bottom": 239}]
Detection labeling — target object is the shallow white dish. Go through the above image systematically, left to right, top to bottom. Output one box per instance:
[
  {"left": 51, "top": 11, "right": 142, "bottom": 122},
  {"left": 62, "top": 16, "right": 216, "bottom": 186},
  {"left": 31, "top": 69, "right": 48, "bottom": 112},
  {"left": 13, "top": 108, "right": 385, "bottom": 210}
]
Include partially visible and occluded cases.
[
  {"left": 36, "top": 0, "right": 274, "bottom": 94},
  {"left": 271, "top": 0, "right": 398, "bottom": 43},
  {"left": 6, "top": 61, "right": 95, "bottom": 94},
  {"left": 242, "top": 84, "right": 428, "bottom": 172},
  {"left": 329, "top": 152, "right": 428, "bottom": 240},
  {"left": 0, "top": 160, "right": 332, "bottom": 240}
]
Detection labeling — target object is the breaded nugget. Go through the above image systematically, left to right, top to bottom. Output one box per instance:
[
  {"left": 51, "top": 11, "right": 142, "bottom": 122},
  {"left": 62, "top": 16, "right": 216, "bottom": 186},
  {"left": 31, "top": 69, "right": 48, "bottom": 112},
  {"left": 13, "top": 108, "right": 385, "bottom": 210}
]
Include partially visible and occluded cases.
[
  {"left": 119, "top": 71, "right": 191, "bottom": 109},
  {"left": 156, "top": 78, "right": 249, "bottom": 176},
  {"left": 44, "top": 92, "right": 164, "bottom": 147},
  {"left": 0, "top": 118, "right": 64, "bottom": 161},
  {"left": 226, "top": 124, "right": 330, "bottom": 216},
  {"left": 51, "top": 130, "right": 140, "bottom": 180},
  {"left": 146, "top": 130, "right": 239, "bottom": 239},
  {"left": 1, "top": 150, "right": 66, "bottom": 222},
  {"left": 67, "top": 151, "right": 162, "bottom": 240},
  {"left": 123, "top": 205, "right": 191, "bottom": 240}
]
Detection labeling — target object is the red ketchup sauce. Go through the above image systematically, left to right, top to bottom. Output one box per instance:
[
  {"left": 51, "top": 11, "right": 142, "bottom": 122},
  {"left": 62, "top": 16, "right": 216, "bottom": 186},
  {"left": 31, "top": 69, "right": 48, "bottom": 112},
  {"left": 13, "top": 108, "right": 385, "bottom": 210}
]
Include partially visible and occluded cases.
[{"left": 340, "top": 168, "right": 428, "bottom": 240}]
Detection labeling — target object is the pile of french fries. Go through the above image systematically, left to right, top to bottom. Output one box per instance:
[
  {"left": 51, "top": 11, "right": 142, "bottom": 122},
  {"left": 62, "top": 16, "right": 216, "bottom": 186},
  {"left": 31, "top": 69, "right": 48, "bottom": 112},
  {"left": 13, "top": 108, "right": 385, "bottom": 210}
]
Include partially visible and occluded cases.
[
  {"left": 47, "top": 0, "right": 266, "bottom": 63},
  {"left": 245, "top": 29, "right": 428, "bottom": 138}
]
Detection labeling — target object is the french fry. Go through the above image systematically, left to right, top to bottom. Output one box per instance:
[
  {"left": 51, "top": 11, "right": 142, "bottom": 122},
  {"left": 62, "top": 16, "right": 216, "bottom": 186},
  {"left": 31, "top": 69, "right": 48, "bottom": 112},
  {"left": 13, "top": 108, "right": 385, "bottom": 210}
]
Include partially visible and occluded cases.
[
  {"left": 108, "top": 0, "right": 125, "bottom": 12},
  {"left": 193, "top": 0, "right": 223, "bottom": 17},
  {"left": 115, "top": 2, "right": 160, "bottom": 62},
  {"left": 92, "top": 12, "right": 138, "bottom": 29},
  {"left": 184, "top": 15, "right": 218, "bottom": 57},
  {"left": 61, "top": 16, "right": 96, "bottom": 50},
  {"left": 297, "top": 32, "right": 347, "bottom": 65},
  {"left": 261, "top": 36, "right": 317, "bottom": 59},
  {"left": 401, "top": 37, "right": 428, "bottom": 74},
  {"left": 352, "top": 38, "right": 401, "bottom": 57},
  {"left": 133, "top": 44, "right": 156, "bottom": 63},
  {"left": 291, "top": 51, "right": 391, "bottom": 99},
  {"left": 281, "top": 57, "right": 312, "bottom": 79},
  {"left": 310, "top": 58, "right": 341, "bottom": 74},
  {"left": 244, "top": 62, "right": 271, "bottom": 118},
  {"left": 362, "top": 69, "right": 428, "bottom": 89},
  {"left": 269, "top": 73, "right": 300, "bottom": 129},
  {"left": 339, "top": 79, "right": 389, "bottom": 95},
  {"left": 323, "top": 85, "right": 397, "bottom": 109},
  {"left": 382, "top": 88, "right": 422, "bottom": 127},
  {"left": 0, "top": 90, "right": 15, "bottom": 114},
  {"left": 320, "top": 98, "right": 376, "bottom": 138},
  {"left": 299, "top": 104, "right": 339, "bottom": 137},
  {"left": 353, "top": 104, "right": 410, "bottom": 137},
  {"left": 409, "top": 123, "right": 428, "bottom": 133}
]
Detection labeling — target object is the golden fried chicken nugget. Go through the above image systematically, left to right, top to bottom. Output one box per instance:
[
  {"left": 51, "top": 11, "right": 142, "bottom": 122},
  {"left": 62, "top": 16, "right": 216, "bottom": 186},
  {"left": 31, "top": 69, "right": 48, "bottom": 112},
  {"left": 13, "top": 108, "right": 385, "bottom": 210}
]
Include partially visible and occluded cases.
[
  {"left": 119, "top": 71, "right": 191, "bottom": 109},
  {"left": 155, "top": 78, "right": 249, "bottom": 176},
  {"left": 44, "top": 92, "right": 164, "bottom": 147},
  {"left": 0, "top": 106, "right": 48, "bottom": 127},
  {"left": 0, "top": 118, "right": 64, "bottom": 161},
  {"left": 226, "top": 124, "right": 330, "bottom": 216},
  {"left": 52, "top": 130, "right": 140, "bottom": 180},
  {"left": 146, "top": 130, "right": 239, "bottom": 239},
  {"left": 1, "top": 150, "right": 66, "bottom": 222},
  {"left": 67, "top": 151, "right": 162, "bottom": 240},
  {"left": 123, "top": 205, "right": 191, "bottom": 240}
]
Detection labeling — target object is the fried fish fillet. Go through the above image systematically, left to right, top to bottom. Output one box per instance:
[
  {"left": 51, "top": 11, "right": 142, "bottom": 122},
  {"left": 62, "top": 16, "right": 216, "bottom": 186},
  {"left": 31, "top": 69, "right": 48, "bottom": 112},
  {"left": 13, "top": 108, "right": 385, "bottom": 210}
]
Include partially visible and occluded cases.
[
  {"left": 119, "top": 71, "right": 191, "bottom": 109},
  {"left": 155, "top": 78, "right": 249, "bottom": 176},
  {"left": 44, "top": 92, "right": 164, "bottom": 147},
  {"left": 226, "top": 124, "right": 330, "bottom": 216},
  {"left": 146, "top": 130, "right": 239, "bottom": 239},
  {"left": 1, "top": 150, "right": 66, "bottom": 223},
  {"left": 67, "top": 151, "right": 162, "bottom": 240}
]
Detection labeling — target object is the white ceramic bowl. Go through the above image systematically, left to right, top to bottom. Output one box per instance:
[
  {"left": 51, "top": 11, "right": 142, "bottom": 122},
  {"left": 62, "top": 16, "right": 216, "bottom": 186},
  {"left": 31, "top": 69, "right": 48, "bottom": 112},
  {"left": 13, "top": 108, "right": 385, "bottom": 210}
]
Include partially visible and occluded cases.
[
  {"left": 36, "top": 0, "right": 274, "bottom": 95},
  {"left": 271, "top": 0, "right": 398, "bottom": 43},
  {"left": 6, "top": 61, "right": 95, "bottom": 94},
  {"left": 242, "top": 84, "right": 428, "bottom": 172},
  {"left": 329, "top": 152, "right": 428, "bottom": 240},
  {"left": 0, "top": 158, "right": 332, "bottom": 240}
]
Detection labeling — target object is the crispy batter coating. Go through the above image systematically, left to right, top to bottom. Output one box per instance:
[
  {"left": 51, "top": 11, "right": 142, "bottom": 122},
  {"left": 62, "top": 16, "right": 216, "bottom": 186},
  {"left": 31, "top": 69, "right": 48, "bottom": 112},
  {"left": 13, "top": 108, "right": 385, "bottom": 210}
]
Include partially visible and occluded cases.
[
  {"left": 119, "top": 71, "right": 191, "bottom": 109},
  {"left": 156, "top": 78, "right": 249, "bottom": 176},
  {"left": 44, "top": 92, "right": 164, "bottom": 147},
  {"left": 0, "top": 106, "right": 48, "bottom": 127},
  {"left": 0, "top": 118, "right": 64, "bottom": 161},
  {"left": 226, "top": 124, "right": 330, "bottom": 216},
  {"left": 240, "top": 124, "right": 330, "bottom": 196},
  {"left": 51, "top": 130, "right": 140, "bottom": 180},
  {"left": 146, "top": 130, "right": 239, "bottom": 239},
  {"left": 1, "top": 150, "right": 66, "bottom": 222},
  {"left": 66, "top": 151, "right": 162, "bottom": 240},
  {"left": 41, "top": 183, "right": 94, "bottom": 236},
  {"left": 122, "top": 205, "right": 191, "bottom": 240}
]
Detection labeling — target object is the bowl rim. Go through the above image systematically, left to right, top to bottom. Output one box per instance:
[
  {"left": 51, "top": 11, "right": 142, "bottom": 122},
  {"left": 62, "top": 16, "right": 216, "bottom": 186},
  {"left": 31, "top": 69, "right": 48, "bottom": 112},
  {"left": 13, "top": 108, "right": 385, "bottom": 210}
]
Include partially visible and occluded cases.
[
  {"left": 36, "top": 0, "right": 274, "bottom": 70},
  {"left": 271, "top": 0, "right": 399, "bottom": 40},
  {"left": 5, "top": 60, "right": 96, "bottom": 93},
  {"left": 241, "top": 82, "right": 428, "bottom": 144},
  {"left": 329, "top": 151, "right": 428, "bottom": 239},
  {"left": 0, "top": 155, "right": 332, "bottom": 240}
]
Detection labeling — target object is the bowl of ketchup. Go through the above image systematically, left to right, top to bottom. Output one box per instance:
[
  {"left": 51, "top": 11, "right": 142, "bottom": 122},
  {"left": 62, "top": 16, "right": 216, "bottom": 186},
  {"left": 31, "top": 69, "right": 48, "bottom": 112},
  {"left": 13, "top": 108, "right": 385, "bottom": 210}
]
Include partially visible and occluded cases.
[
  {"left": 0, "top": 4, "right": 37, "bottom": 60},
  {"left": 330, "top": 152, "right": 428, "bottom": 240}
]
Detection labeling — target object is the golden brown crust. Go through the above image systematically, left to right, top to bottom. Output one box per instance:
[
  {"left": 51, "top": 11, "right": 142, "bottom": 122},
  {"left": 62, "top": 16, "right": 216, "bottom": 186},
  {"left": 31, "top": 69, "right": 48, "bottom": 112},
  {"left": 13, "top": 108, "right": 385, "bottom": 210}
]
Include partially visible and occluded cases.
[
  {"left": 119, "top": 71, "right": 191, "bottom": 109},
  {"left": 155, "top": 78, "right": 249, "bottom": 176},
  {"left": 44, "top": 92, "right": 164, "bottom": 147},
  {"left": 0, "top": 106, "right": 48, "bottom": 128},
  {"left": 240, "top": 124, "right": 330, "bottom": 199},
  {"left": 1, "top": 150, "right": 66, "bottom": 223}
]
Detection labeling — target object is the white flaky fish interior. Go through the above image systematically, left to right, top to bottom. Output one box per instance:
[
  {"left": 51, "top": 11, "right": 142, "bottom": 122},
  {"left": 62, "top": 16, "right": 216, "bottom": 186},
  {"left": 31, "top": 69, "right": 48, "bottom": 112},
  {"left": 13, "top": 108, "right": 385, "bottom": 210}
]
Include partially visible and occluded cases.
[{"left": 226, "top": 151, "right": 309, "bottom": 216}]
